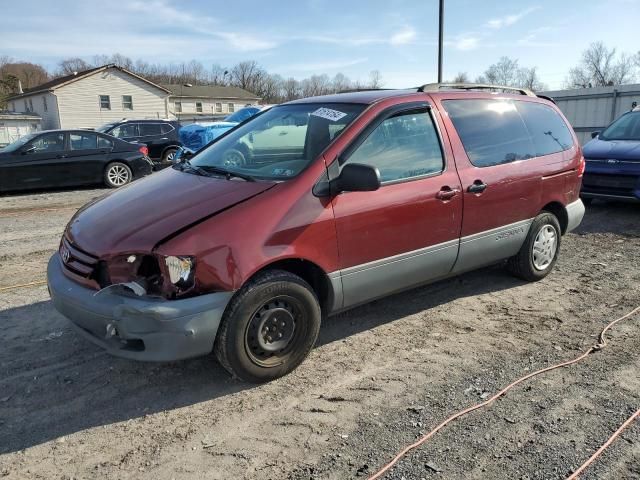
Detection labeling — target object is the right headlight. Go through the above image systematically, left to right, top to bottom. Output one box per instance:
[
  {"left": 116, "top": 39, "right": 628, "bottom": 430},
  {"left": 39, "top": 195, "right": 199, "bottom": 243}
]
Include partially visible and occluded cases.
[{"left": 164, "top": 255, "right": 195, "bottom": 287}]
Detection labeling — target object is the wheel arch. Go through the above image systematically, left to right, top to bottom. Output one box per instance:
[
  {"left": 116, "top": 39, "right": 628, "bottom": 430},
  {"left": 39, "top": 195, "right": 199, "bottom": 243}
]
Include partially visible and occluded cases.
[
  {"left": 541, "top": 201, "right": 568, "bottom": 234},
  {"left": 247, "top": 258, "right": 336, "bottom": 315}
]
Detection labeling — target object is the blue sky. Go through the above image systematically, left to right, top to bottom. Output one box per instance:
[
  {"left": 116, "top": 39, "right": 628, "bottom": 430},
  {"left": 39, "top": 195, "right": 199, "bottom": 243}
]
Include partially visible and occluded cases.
[{"left": 1, "top": 0, "right": 638, "bottom": 89}]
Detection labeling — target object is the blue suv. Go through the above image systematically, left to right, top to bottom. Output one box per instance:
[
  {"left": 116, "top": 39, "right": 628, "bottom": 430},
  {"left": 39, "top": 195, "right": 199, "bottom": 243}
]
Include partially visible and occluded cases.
[{"left": 581, "top": 107, "right": 640, "bottom": 203}]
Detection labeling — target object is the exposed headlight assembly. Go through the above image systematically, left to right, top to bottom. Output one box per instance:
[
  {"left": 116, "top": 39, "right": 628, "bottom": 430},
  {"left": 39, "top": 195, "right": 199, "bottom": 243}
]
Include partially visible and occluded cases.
[{"left": 164, "top": 256, "right": 195, "bottom": 286}]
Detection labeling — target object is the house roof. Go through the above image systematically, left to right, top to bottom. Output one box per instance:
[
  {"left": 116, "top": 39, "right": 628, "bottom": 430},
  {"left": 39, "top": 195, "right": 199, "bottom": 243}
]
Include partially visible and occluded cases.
[
  {"left": 8, "top": 64, "right": 171, "bottom": 100},
  {"left": 163, "top": 84, "right": 260, "bottom": 100}
]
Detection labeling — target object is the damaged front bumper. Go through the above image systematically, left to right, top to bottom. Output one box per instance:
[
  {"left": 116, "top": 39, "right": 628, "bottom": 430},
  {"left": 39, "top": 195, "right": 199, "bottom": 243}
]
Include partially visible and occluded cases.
[{"left": 47, "top": 253, "right": 233, "bottom": 362}]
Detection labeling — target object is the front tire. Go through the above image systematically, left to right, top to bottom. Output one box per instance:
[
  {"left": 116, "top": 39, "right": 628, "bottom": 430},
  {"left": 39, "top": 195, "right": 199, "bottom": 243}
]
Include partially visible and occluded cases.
[
  {"left": 162, "top": 147, "right": 178, "bottom": 164},
  {"left": 104, "top": 162, "right": 132, "bottom": 188},
  {"left": 507, "top": 212, "right": 561, "bottom": 282},
  {"left": 214, "top": 270, "right": 321, "bottom": 383}
]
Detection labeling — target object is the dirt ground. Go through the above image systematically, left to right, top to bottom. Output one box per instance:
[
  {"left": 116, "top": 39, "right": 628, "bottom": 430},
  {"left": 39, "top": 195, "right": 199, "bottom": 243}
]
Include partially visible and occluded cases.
[{"left": 0, "top": 187, "right": 638, "bottom": 480}]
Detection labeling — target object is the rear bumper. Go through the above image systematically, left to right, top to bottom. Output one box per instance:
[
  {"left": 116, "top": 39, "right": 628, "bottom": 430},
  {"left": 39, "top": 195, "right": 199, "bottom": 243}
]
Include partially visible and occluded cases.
[
  {"left": 565, "top": 199, "right": 585, "bottom": 233},
  {"left": 47, "top": 253, "right": 233, "bottom": 362}
]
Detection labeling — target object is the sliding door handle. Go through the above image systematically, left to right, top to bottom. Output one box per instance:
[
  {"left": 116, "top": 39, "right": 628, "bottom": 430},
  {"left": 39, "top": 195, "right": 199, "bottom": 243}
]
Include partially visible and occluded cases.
[{"left": 467, "top": 180, "right": 487, "bottom": 193}]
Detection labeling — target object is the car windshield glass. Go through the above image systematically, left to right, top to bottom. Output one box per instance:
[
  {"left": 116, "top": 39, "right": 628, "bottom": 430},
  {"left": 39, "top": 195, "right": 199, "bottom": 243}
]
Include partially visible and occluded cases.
[
  {"left": 188, "top": 103, "right": 365, "bottom": 180},
  {"left": 225, "top": 107, "right": 259, "bottom": 123},
  {"left": 600, "top": 112, "right": 640, "bottom": 141},
  {"left": 96, "top": 123, "right": 116, "bottom": 133},
  {"left": 1, "top": 133, "right": 38, "bottom": 153}
]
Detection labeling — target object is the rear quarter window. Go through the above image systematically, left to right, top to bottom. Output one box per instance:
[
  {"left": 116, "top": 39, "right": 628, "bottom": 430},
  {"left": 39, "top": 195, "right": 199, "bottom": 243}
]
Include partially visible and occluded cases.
[
  {"left": 443, "top": 99, "right": 535, "bottom": 167},
  {"left": 515, "top": 102, "right": 574, "bottom": 156}
]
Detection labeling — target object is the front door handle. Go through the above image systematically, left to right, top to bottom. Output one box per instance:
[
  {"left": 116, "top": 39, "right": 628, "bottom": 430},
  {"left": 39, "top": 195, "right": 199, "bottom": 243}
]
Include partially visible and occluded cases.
[
  {"left": 467, "top": 180, "right": 487, "bottom": 193},
  {"left": 436, "top": 187, "right": 460, "bottom": 200}
]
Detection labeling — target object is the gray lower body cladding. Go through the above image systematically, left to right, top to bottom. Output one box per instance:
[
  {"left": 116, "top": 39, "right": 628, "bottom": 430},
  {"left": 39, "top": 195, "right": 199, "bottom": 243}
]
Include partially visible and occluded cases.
[{"left": 47, "top": 253, "right": 233, "bottom": 362}]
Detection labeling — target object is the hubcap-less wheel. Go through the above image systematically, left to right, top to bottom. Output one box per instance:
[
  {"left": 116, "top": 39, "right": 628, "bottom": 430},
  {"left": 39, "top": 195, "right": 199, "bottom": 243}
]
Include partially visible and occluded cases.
[
  {"left": 222, "top": 149, "right": 245, "bottom": 167},
  {"left": 107, "top": 164, "right": 130, "bottom": 186},
  {"left": 532, "top": 225, "right": 557, "bottom": 270},
  {"left": 245, "top": 296, "right": 301, "bottom": 367}
]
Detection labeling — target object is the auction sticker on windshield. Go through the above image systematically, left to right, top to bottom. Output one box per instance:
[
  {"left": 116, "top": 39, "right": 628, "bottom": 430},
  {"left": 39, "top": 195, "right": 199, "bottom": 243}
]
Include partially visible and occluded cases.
[{"left": 311, "top": 107, "right": 348, "bottom": 122}]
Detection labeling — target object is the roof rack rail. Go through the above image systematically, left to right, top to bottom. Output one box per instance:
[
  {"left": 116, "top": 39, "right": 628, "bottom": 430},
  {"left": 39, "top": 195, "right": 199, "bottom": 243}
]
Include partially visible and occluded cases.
[{"left": 418, "top": 82, "right": 537, "bottom": 97}]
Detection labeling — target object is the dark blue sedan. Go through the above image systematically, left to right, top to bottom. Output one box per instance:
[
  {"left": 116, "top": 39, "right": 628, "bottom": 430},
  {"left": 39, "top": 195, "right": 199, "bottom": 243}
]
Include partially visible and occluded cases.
[{"left": 581, "top": 107, "right": 640, "bottom": 202}]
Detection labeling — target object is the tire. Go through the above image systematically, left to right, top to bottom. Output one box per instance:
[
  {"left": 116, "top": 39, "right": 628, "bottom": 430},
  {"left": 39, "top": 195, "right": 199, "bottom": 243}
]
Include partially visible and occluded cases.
[
  {"left": 162, "top": 147, "right": 178, "bottom": 164},
  {"left": 222, "top": 148, "right": 246, "bottom": 167},
  {"left": 104, "top": 162, "right": 132, "bottom": 188},
  {"left": 507, "top": 212, "right": 561, "bottom": 282},
  {"left": 214, "top": 269, "right": 321, "bottom": 383}
]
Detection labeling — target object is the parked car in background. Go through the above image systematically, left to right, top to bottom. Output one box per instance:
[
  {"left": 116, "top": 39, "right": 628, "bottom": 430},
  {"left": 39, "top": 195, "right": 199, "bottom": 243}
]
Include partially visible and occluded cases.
[
  {"left": 48, "top": 85, "right": 584, "bottom": 383},
  {"left": 179, "top": 106, "right": 269, "bottom": 152},
  {"left": 581, "top": 106, "right": 640, "bottom": 203},
  {"left": 96, "top": 119, "right": 182, "bottom": 167},
  {"left": 0, "top": 130, "right": 152, "bottom": 192}
]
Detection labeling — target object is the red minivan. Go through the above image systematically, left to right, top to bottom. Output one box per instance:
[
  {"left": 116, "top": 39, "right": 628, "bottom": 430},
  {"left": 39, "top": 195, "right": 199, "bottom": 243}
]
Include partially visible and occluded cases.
[{"left": 48, "top": 84, "right": 585, "bottom": 382}]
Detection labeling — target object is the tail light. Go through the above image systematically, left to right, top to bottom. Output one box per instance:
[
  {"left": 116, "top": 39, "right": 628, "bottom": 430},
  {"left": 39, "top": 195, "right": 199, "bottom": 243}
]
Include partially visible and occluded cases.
[
  {"left": 138, "top": 145, "right": 149, "bottom": 157},
  {"left": 577, "top": 155, "right": 586, "bottom": 177}
]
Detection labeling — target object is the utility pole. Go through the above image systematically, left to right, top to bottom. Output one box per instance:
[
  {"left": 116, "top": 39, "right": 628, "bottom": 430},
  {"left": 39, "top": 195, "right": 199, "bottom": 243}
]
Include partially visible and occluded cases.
[{"left": 438, "top": 0, "right": 444, "bottom": 83}]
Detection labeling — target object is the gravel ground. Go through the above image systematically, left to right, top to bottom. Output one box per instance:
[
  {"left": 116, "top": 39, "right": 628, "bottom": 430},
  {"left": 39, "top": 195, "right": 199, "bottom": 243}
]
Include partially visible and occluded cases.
[{"left": 0, "top": 188, "right": 638, "bottom": 480}]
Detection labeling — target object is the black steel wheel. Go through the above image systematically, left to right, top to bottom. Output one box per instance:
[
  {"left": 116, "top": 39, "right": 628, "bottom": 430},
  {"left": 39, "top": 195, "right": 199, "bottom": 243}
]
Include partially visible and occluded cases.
[{"left": 214, "top": 270, "right": 321, "bottom": 383}]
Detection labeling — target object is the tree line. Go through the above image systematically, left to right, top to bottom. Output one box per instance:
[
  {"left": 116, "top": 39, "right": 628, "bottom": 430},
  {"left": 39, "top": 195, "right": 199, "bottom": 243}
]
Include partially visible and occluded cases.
[{"left": 1, "top": 42, "right": 639, "bottom": 108}]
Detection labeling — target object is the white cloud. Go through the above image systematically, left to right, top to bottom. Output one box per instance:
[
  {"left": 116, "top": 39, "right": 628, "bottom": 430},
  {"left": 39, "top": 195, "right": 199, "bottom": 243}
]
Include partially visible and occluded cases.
[
  {"left": 486, "top": 6, "right": 540, "bottom": 29},
  {"left": 390, "top": 27, "right": 417, "bottom": 46},
  {"left": 453, "top": 36, "right": 481, "bottom": 51}
]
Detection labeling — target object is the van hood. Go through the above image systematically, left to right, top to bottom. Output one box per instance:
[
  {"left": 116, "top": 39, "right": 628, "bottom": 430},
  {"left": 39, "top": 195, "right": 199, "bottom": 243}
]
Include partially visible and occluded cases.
[
  {"left": 583, "top": 137, "right": 640, "bottom": 161},
  {"left": 66, "top": 168, "right": 275, "bottom": 257}
]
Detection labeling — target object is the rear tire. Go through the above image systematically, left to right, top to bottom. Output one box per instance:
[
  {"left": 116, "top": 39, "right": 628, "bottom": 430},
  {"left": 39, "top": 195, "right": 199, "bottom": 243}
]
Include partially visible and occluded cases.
[
  {"left": 162, "top": 147, "right": 178, "bottom": 164},
  {"left": 104, "top": 162, "right": 132, "bottom": 188},
  {"left": 507, "top": 212, "right": 561, "bottom": 282},
  {"left": 214, "top": 270, "right": 321, "bottom": 383}
]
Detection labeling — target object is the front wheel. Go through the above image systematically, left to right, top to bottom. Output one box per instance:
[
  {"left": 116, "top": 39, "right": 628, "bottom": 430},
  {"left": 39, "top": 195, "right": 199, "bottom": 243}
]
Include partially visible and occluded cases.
[
  {"left": 162, "top": 147, "right": 178, "bottom": 164},
  {"left": 104, "top": 162, "right": 132, "bottom": 188},
  {"left": 507, "top": 212, "right": 561, "bottom": 282},
  {"left": 214, "top": 270, "right": 321, "bottom": 383}
]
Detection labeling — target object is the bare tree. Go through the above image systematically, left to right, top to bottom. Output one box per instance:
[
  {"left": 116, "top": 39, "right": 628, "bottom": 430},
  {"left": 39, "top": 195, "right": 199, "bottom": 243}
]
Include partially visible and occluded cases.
[
  {"left": 567, "top": 42, "right": 636, "bottom": 88},
  {"left": 481, "top": 56, "right": 520, "bottom": 86},
  {"left": 57, "top": 57, "right": 92, "bottom": 75},
  {"left": 230, "top": 60, "right": 264, "bottom": 91},
  {"left": 210, "top": 64, "right": 229, "bottom": 85},
  {"left": 517, "top": 67, "right": 547, "bottom": 91},
  {"left": 368, "top": 70, "right": 383, "bottom": 88},
  {"left": 451, "top": 72, "right": 470, "bottom": 83},
  {"left": 332, "top": 73, "right": 352, "bottom": 93},
  {"left": 301, "top": 74, "right": 331, "bottom": 97},
  {"left": 281, "top": 77, "right": 301, "bottom": 101}
]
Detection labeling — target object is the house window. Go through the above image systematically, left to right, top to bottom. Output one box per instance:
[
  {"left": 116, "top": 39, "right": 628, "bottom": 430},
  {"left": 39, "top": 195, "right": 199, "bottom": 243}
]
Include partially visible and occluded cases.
[
  {"left": 99, "top": 95, "right": 111, "bottom": 110},
  {"left": 122, "top": 95, "right": 133, "bottom": 110},
  {"left": 43, "top": 97, "right": 48, "bottom": 112},
  {"left": 29, "top": 99, "right": 34, "bottom": 112},
  {"left": 24, "top": 100, "right": 28, "bottom": 112},
  {"left": 175, "top": 101, "right": 182, "bottom": 113},
  {"left": 10, "top": 102, "right": 15, "bottom": 112},
  {"left": 196, "top": 102, "right": 203, "bottom": 113},
  {"left": 215, "top": 102, "right": 222, "bottom": 113},
  {"left": 228, "top": 103, "right": 235, "bottom": 113},
  {"left": 31, "top": 123, "right": 39, "bottom": 130}
]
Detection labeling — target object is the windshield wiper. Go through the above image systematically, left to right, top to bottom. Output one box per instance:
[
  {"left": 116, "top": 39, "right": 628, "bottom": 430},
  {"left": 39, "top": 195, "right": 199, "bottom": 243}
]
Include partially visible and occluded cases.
[
  {"left": 176, "top": 160, "right": 214, "bottom": 178},
  {"left": 200, "top": 165, "right": 255, "bottom": 182}
]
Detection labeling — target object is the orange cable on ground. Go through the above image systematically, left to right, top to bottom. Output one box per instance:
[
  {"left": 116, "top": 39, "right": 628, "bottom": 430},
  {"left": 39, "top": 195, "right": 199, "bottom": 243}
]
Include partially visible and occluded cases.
[
  {"left": 0, "top": 280, "right": 47, "bottom": 292},
  {"left": 368, "top": 305, "right": 640, "bottom": 480},
  {"left": 567, "top": 407, "right": 640, "bottom": 480}
]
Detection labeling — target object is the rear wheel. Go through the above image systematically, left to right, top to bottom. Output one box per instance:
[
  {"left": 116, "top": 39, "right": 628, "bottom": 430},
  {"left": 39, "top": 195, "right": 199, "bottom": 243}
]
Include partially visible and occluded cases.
[
  {"left": 162, "top": 147, "right": 178, "bottom": 164},
  {"left": 104, "top": 162, "right": 132, "bottom": 188},
  {"left": 507, "top": 212, "right": 561, "bottom": 281},
  {"left": 214, "top": 270, "right": 321, "bottom": 383}
]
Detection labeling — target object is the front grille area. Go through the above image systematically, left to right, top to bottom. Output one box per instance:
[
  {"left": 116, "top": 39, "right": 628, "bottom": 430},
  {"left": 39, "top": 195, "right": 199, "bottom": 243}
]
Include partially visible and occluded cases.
[
  {"left": 582, "top": 173, "right": 639, "bottom": 196},
  {"left": 60, "top": 237, "right": 100, "bottom": 288}
]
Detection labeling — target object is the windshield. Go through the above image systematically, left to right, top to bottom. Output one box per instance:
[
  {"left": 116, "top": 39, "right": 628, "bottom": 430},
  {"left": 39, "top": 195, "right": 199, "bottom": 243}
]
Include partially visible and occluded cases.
[
  {"left": 188, "top": 103, "right": 365, "bottom": 180},
  {"left": 225, "top": 107, "right": 260, "bottom": 123},
  {"left": 600, "top": 111, "right": 640, "bottom": 141},
  {"left": 96, "top": 123, "right": 116, "bottom": 133},
  {"left": 1, "top": 133, "right": 38, "bottom": 153}
]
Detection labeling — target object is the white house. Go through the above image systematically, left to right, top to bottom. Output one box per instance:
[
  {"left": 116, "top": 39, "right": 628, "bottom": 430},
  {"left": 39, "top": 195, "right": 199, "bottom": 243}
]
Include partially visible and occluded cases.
[
  {"left": 7, "top": 65, "right": 171, "bottom": 130},
  {"left": 163, "top": 84, "right": 261, "bottom": 121},
  {"left": 0, "top": 111, "right": 41, "bottom": 146}
]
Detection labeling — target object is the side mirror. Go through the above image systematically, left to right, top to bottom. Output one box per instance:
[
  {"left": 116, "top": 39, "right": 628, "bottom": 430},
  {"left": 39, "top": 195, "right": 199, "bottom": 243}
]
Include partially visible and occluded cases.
[
  {"left": 591, "top": 131, "right": 600, "bottom": 139},
  {"left": 21, "top": 145, "right": 37, "bottom": 155},
  {"left": 173, "top": 146, "right": 194, "bottom": 163},
  {"left": 331, "top": 163, "right": 381, "bottom": 195}
]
